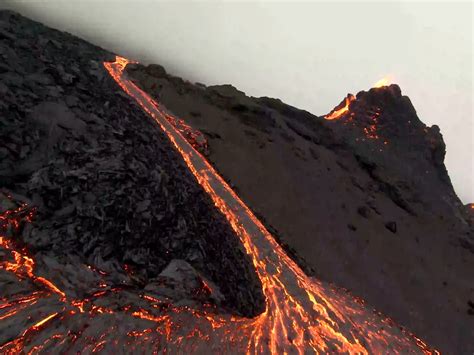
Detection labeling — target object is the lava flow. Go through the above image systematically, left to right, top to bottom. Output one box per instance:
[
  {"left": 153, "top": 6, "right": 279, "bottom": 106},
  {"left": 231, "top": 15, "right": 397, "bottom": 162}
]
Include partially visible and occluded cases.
[
  {"left": 102, "top": 56, "right": 437, "bottom": 353},
  {"left": 0, "top": 57, "right": 439, "bottom": 354},
  {"left": 325, "top": 94, "right": 356, "bottom": 120}
]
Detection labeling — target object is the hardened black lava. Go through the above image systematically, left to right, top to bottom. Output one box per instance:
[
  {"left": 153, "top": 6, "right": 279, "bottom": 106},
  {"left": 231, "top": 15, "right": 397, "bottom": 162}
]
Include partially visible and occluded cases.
[{"left": 0, "top": 9, "right": 264, "bottom": 318}]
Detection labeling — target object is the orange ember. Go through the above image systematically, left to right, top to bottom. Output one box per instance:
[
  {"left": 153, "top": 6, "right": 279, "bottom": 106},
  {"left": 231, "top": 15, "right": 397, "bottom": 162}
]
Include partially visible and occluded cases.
[{"left": 30, "top": 313, "right": 58, "bottom": 331}]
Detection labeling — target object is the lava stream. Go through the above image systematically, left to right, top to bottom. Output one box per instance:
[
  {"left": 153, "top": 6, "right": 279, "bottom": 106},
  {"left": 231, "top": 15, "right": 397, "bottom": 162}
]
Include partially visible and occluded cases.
[
  {"left": 101, "top": 56, "right": 437, "bottom": 353},
  {"left": 0, "top": 57, "right": 438, "bottom": 354},
  {"left": 325, "top": 94, "right": 356, "bottom": 120}
]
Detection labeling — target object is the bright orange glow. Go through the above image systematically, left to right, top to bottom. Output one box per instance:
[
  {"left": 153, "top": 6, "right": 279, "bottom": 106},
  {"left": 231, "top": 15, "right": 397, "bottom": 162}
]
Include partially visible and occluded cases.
[
  {"left": 0, "top": 57, "right": 439, "bottom": 354},
  {"left": 373, "top": 76, "right": 394, "bottom": 88},
  {"left": 325, "top": 94, "right": 355, "bottom": 120},
  {"left": 30, "top": 313, "right": 58, "bottom": 332}
]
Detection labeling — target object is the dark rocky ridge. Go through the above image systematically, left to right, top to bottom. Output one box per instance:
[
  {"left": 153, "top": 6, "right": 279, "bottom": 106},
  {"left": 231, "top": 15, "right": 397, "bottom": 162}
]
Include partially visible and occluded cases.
[
  {"left": 1, "top": 7, "right": 473, "bottom": 353},
  {"left": 0, "top": 10, "right": 264, "bottom": 317},
  {"left": 127, "top": 61, "right": 474, "bottom": 352},
  {"left": 326, "top": 85, "right": 459, "bottom": 216}
]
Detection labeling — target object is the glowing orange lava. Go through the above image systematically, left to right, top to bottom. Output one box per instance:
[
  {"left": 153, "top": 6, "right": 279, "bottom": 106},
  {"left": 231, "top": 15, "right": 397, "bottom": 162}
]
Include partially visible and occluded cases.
[
  {"left": 0, "top": 58, "right": 439, "bottom": 354},
  {"left": 325, "top": 94, "right": 355, "bottom": 120}
]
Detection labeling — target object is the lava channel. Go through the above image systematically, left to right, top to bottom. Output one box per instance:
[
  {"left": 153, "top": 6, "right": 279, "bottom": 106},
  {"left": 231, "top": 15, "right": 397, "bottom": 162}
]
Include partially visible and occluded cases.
[
  {"left": 0, "top": 56, "right": 439, "bottom": 354},
  {"left": 101, "top": 56, "right": 438, "bottom": 354}
]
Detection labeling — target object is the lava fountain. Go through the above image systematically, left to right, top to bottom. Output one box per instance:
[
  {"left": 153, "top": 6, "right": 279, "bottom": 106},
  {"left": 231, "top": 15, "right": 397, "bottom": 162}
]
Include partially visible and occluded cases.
[{"left": 373, "top": 76, "right": 394, "bottom": 88}]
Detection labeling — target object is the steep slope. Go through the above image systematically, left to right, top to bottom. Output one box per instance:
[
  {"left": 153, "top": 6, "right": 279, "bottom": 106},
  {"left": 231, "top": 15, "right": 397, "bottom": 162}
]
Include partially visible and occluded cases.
[
  {"left": 0, "top": 8, "right": 471, "bottom": 354},
  {"left": 0, "top": 9, "right": 264, "bottom": 320},
  {"left": 0, "top": 10, "right": 445, "bottom": 354},
  {"left": 127, "top": 62, "right": 474, "bottom": 352}
]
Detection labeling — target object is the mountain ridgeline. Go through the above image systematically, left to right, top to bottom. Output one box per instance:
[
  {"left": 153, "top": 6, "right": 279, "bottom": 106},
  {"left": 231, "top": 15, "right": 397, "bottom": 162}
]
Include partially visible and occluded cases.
[{"left": 0, "top": 9, "right": 473, "bottom": 354}]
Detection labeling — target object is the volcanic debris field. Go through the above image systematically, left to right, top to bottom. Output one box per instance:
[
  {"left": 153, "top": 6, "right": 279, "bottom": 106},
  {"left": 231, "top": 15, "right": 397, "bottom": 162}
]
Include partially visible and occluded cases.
[{"left": 1, "top": 9, "right": 474, "bottom": 354}]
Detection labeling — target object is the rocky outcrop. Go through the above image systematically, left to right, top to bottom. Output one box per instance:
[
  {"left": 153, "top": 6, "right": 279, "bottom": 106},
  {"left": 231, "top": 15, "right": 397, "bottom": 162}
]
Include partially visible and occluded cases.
[
  {"left": 0, "top": 9, "right": 264, "bottom": 317},
  {"left": 326, "top": 84, "right": 459, "bottom": 215}
]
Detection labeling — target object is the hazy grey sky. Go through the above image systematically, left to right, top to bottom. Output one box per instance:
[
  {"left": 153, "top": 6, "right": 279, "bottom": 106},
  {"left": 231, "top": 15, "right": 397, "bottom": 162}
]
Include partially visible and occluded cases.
[{"left": 3, "top": 1, "right": 473, "bottom": 202}]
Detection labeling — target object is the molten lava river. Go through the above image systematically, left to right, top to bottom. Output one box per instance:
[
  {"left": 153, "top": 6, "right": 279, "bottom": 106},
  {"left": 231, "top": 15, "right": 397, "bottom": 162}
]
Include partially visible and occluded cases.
[{"left": 0, "top": 56, "right": 438, "bottom": 354}]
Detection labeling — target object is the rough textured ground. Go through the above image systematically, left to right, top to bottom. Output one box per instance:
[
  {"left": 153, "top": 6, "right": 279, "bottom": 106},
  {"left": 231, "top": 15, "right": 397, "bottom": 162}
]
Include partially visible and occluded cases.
[
  {"left": 1, "top": 8, "right": 473, "bottom": 354},
  {"left": 0, "top": 9, "right": 264, "bottom": 318},
  {"left": 0, "top": 51, "right": 438, "bottom": 355},
  {"left": 127, "top": 61, "right": 474, "bottom": 353}
]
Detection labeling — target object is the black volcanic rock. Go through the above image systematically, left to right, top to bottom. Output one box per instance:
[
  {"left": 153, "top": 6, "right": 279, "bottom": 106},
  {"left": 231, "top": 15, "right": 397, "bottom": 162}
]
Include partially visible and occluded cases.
[
  {"left": 1, "top": 7, "right": 473, "bottom": 353},
  {"left": 0, "top": 9, "right": 264, "bottom": 317},
  {"left": 127, "top": 63, "right": 474, "bottom": 352},
  {"left": 145, "top": 63, "right": 167, "bottom": 78},
  {"left": 324, "top": 85, "right": 468, "bottom": 229},
  {"left": 384, "top": 221, "right": 397, "bottom": 233}
]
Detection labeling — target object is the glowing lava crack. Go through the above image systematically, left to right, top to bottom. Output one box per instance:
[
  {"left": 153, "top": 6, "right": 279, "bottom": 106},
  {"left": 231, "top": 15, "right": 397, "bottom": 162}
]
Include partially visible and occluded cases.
[{"left": 0, "top": 57, "right": 438, "bottom": 354}]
